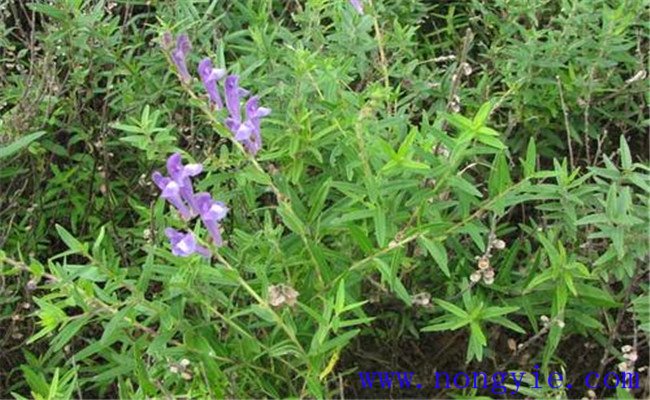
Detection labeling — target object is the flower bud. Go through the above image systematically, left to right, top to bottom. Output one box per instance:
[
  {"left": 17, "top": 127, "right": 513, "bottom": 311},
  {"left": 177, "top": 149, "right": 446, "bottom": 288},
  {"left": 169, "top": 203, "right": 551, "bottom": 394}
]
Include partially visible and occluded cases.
[{"left": 477, "top": 256, "right": 490, "bottom": 270}]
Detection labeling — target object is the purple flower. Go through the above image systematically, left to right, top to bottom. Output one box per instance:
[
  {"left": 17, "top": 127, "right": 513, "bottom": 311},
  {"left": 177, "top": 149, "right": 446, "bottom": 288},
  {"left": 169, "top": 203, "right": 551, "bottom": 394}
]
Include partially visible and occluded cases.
[
  {"left": 349, "top": 0, "right": 364, "bottom": 14},
  {"left": 161, "top": 32, "right": 174, "bottom": 50},
  {"left": 171, "top": 34, "right": 192, "bottom": 83},
  {"left": 198, "top": 58, "right": 226, "bottom": 109},
  {"left": 223, "top": 75, "right": 270, "bottom": 156},
  {"left": 224, "top": 75, "right": 246, "bottom": 123},
  {"left": 242, "top": 96, "right": 271, "bottom": 155},
  {"left": 166, "top": 153, "right": 202, "bottom": 215},
  {"left": 152, "top": 171, "right": 192, "bottom": 220},
  {"left": 195, "top": 193, "right": 228, "bottom": 246},
  {"left": 164, "top": 228, "right": 211, "bottom": 257}
]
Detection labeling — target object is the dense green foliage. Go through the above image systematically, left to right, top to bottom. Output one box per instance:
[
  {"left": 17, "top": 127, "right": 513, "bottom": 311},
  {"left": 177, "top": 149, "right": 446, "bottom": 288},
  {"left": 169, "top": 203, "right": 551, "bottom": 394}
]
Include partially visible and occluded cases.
[{"left": 1, "top": 0, "right": 648, "bottom": 398}]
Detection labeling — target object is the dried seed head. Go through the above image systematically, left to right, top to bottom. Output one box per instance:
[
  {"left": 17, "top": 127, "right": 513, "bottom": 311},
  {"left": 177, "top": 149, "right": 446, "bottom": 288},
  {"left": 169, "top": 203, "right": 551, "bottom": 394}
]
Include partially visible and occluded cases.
[
  {"left": 161, "top": 32, "right": 173, "bottom": 50},
  {"left": 460, "top": 62, "right": 473, "bottom": 76},
  {"left": 625, "top": 69, "right": 647, "bottom": 84},
  {"left": 450, "top": 95, "right": 461, "bottom": 113},
  {"left": 435, "top": 144, "right": 450, "bottom": 158},
  {"left": 492, "top": 239, "right": 506, "bottom": 250},
  {"left": 477, "top": 256, "right": 490, "bottom": 270},
  {"left": 483, "top": 268, "right": 495, "bottom": 279},
  {"left": 470, "top": 271, "right": 482, "bottom": 283},
  {"left": 483, "top": 275, "right": 494, "bottom": 285},
  {"left": 26, "top": 279, "right": 38, "bottom": 291},
  {"left": 268, "top": 284, "right": 299, "bottom": 308},
  {"left": 268, "top": 285, "right": 285, "bottom": 307},
  {"left": 282, "top": 285, "right": 299, "bottom": 307},
  {"left": 411, "top": 292, "right": 431, "bottom": 307},
  {"left": 540, "top": 315, "right": 550, "bottom": 323},
  {"left": 556, "top": 320, "right": 565, "bottom": 328},
  {"left": 507, "top": 338, "right": 517, "bottom": 352},
  {"left": 621, "top": 345, "right": 633, "bottom": 353},
  {"left": 624, "top": 351, "right": 638, "bottom": 362},
  {"left": 180, "top": 358, "right": 191, "bottom": 367},
  {"left": 618, "top": 361, "right": 630, "bottom": 372},
  {"left": 169, "top": 365, "right": 179, "bottom": 374},
  {"left": 180, "top": 372, "right": 192, "bottom": 380},
  {"left": 587, "top": 389, "right": 596, "bottom": 398}
]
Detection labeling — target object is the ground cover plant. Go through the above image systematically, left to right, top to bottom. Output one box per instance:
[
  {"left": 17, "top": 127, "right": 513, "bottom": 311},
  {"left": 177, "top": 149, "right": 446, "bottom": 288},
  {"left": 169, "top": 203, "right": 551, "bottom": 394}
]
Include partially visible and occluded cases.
[{"left": 0, "top": 0, "right": 648, "bottom": 398}]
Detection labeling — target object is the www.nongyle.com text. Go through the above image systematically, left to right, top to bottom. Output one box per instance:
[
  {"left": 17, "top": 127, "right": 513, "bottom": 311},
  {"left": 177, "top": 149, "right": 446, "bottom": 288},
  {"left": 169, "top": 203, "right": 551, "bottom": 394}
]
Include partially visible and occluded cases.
[{"left": 358, "top": 367, "right": 639, "bottom": 395}]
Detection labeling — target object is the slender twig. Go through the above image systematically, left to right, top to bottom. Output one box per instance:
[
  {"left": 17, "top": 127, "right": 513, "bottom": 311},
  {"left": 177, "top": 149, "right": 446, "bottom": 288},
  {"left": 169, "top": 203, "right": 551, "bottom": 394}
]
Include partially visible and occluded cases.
[
  {"left": 368, "top": 0, "right": 389, "bottom": 89},
  {"left": 556, "top": 76, "right": 575, "bottom": 169},
  {"left": 596, "top": 269, "right": 645, "bottom": 388}
]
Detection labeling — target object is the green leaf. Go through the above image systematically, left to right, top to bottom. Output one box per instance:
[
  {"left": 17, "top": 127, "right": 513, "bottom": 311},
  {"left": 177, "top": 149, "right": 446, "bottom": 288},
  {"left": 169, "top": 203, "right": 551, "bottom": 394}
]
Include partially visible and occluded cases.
[
  {"left": 26, "top": 3, "right": 68, "bottom": 20},
  {"left": 473, "top": 101, "right": 493, "bottom": 127},
  {"left": 444, "top": 113, "right": 473, "bottom": 131},
  {"left": 0, "top": 131, "right": 46, "bottom": 159},
  {"left": 476, "top": 135, "right": 507, "bottom": 149},
  {"left": 620, "top": 135, "right": 632, "bottom": 170},
  {"left": 524, "top": 137, "right": 537, "bottom": 177},
  {"left": 488, "top": 152, "right": 512, "bottom": 199},
  {"left": 449, "top": 175, "right": 483, "bottom": 198},
  {"left": 308, "top": 178, "right": 332, "bottom": 223},
  {"left": 277, "top": 203, "right": 306, "bottom": 235},
  {"left": 373, "top": 206, "right": 387, "bottom": 247},
  {"left": 55, "top": 224, "right": 86, "bottom": 254},
  {"left": 418, "top": 237, "right": 450, "bottom": 277},
  {"left": 375, "top": 259, "right": 411, "bottom": 305},
  {"left": 524, "top": 268, "right": 555, "bottom": 293},
  {"left": 335, "top": 280, "right": 346, "bottom": 315},
  {"left": 575, "top": 283, "right": 620, "bottom": 307},
  {"left": 434, "top": 299, "right": 468, "bottom": 318},
  {"left": 250, "top": 305, "right": 276, "bottom": 323},
  {"left": 481, "top": 306, "right": 519, "bottom": 319},
  {"left": 100, "top": 307, "right": 130, "bottom": 345},
  {"left": 52, "top": 316, "right": 90, "bottom": 352},
  {"left": 487, "top": 316, "right": 526, "bottom": 334},
  {"left": 422, "top": 318, "right": 469, "bottom": 331}
]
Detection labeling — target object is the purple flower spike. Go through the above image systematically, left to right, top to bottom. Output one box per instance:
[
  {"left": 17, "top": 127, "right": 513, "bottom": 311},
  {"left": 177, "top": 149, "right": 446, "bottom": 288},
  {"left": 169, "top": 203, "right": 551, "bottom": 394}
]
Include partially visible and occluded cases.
[
  {"left": 349, "top": 0, "right": 364, "bottom": 14},
  {"left": 171, "top": 34, "right": 192, "bottom": 83},
  {"left": 198, "top": 58, "right": 226, "bottom": 109},
  {"left": 241, "top": 96, "right": 271, "bottom": 156},
  {"left": 166, "top": 152, "right": 203, "bottom": 215},
  {"left": 152, "top": 171, "right": 192, "bottom": 220},
  {"left": 195, "top": 193, "right": 228, "bottom": 246},
  {"left": 164, "top": 228, "right": 211, "bottom": 258}
]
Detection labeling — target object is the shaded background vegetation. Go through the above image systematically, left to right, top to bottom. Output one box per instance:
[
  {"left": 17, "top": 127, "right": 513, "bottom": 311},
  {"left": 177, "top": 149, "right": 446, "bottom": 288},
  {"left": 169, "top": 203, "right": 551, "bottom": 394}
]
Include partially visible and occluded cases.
[{"left": 1, "top": 0, "right": 648, "bottom": 398}]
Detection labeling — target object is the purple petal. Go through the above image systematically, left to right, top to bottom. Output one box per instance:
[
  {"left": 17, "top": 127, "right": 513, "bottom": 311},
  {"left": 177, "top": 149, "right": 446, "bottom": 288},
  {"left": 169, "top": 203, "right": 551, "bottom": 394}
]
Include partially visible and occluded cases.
[
  {"left": 349, "top": 0, "right": 364, "bottom": 14},
  {"left": 161, "top": 32, "right": 173, "bottom": 50},
  {"left": 176, "top": 34, "right": 191, "bottom": 55},
  {"left": 171, "top": 35, "right": 192, "bottom": 83},
  {"left": 198, "top": 58, "right": 226, "bottom": 109},
  {"left": 224, "top": 75, "right": 243, "bottom": 123},
  {"left": 234, "top": 123, "right": 253, "bottom": 142},
  {"left": 166, "top": 153, "right": 183, "bottom": 180},
  {"left": 152, "top": 171, "right": 166, "bottom": 189},
  {"left": 194, "top": 192, "right": 213, "bottom": 214},
  {"left": 195, "top": 192, "right": 229, "bottom": 222},
  {"left": 203, "top": 219, "right": 224, "bottom": 246},
  {"left": 164, "top": 228, "right": 184, "bottom": 245},
  {"left": 164, "top": 229, "right": 210, "bottom": 257}
]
